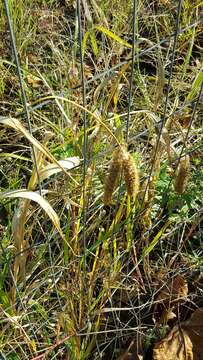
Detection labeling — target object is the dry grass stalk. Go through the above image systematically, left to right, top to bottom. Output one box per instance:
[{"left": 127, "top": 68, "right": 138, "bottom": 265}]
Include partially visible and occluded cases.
[
  {"left": 103, "top": 148, "right": 122, "bottom": 205},
  {"left": 122, "top": 148, "right": 139, "bottom": 199},
  {"left": 174, "top": 155, "right": 190, "bottom": 194}
]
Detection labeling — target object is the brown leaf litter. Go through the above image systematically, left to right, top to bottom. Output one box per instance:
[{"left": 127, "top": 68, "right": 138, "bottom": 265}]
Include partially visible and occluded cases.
[
  {"left": 153, "top": 275, "right": 188, "bottom": 325},
  {"left": 153, "top": 307, "right": 203, "bottom": 360}
]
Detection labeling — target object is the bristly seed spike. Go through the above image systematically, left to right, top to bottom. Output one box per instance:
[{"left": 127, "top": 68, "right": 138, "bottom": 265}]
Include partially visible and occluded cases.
[
  {"left": 122, "top": 147, "right": 139, "bottom": 199},
  {"left": 103, "top": 148, "right": 122, "bottom": 205},
  {"left": 174, "top": 155, "right": 190, "bottom": 194}
]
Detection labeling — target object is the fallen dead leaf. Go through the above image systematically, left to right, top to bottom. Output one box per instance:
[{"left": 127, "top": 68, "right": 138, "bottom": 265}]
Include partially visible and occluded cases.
[
  {"left": 27, "top": 74, "right": 43, "bottom": 89},
  {"left": 153, "top": 275, "right": 188, "bottom": 325},
  {"left": 153, "top": 307, "right": 203, "bottom": 360},
  {"left": 157, "top": 308, "right": 177, "bottom": 325}
]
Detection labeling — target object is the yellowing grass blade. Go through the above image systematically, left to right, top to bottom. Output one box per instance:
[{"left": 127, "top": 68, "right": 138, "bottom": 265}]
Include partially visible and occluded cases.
[
  {"left": 194, "top": 1, "right": 203, "bottom": 7},
  {"left": 95, "top": 25, "right": 132, "bottom": 48},
  {"left": 82, "top": 30, "right": 90, "bottom": 57},
  {"left": 90, "top": 31, "right": 99, "bottom": 57},
  {"left": 39, "top": 157, "right": 80, "bottom": 182},
  {"left": 0, "top": 189, "right": 63, "bottom": 238},
  {"left": 142, "top": 220, "right": 171, "bottom": 257}
]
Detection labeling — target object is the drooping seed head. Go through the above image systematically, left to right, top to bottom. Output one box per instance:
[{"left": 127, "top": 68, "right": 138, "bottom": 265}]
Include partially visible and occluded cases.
[
  {"left": 103, "top": 148, "right": 122, "bottom": 205},
  {"left": 122, "top": 148, "right": 139, "bottom": 199},
  {"left": 174, "top": 155, "right": 190, "bottom": 194}
]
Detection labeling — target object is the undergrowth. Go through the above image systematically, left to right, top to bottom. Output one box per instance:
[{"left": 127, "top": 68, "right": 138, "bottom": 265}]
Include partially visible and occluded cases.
[{"left": 0, "top": 0, "right": 202, "bottom": 359}]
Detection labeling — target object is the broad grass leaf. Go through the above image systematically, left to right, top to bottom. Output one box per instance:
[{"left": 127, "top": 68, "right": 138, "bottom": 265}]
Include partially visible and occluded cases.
[
  {"left": 95, "top": 25, "right": 132, "bottom": 48},
  {"left": 39, "top": 157, "right": 80, "bottom": 181},
  {"left": 0, "top": 189, "right": 63, "bottom": 238},
  {"left": 12, "top": 198, "right": 28, "bottom": 284},
  {"left": 153, "top": 308, "right": 203, "bottom": 360}
]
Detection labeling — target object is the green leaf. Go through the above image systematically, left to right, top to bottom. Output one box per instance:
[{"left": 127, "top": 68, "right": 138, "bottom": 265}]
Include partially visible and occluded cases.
[
  {"left": 194, "top": 1, "right": 203, "bottom": 7},
  {"left": 95, "top": 25, "right": 132, "bottom": 48},
  {"left": 82, "top": 30, "right": 90, "bottom": 58},
  {"left": 90, "top": 30, "right": 99, "bottom": 57},
  {"left": 187, "top": 70, "right": 203, "bottom": 102},
  {"left": 142, "top": 220, "right": 171, "bottom": 257},
  {"left": 0, "top": 289, "right": 14, "bottom": 315}
]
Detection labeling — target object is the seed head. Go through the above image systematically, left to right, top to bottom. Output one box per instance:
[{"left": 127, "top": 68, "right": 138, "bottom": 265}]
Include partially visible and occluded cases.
[
  {"left": 103, "top": 148, "right": 122, "bottom": 205},
  {"left": 122, "top": 148, "right": 139, "bottom": 199},
  {"left": 174, "top": 155, "right": 190, "bottom": 194}
]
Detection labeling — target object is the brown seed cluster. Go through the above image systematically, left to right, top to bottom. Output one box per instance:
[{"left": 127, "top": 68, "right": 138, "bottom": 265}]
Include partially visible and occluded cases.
[
  {"left": 103, "top": 146, "right": 139, "bottom": 204},
  {"left": 103, "top": 148, "right": 122, "bottom": 205},
  {"left": 122, "top": 148, "right": 139, "bottom": 198},
  {"left": 174, "top": 155, "right": 190, "bottom": 194}
]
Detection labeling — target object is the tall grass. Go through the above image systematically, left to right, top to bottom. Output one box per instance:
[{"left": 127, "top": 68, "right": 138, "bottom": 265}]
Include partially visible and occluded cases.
[{"left": 0, "top": 0, "right": 202, "bottom": 359}]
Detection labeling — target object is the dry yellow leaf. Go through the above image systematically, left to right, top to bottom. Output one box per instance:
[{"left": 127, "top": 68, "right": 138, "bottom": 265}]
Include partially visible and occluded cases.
[
  {"left": 27, "top": 74, "right": 43, "bottom": 88},
  {"left": 0, "top": 117, "right": 77, "bottom": 182},
  {"left": 39, "top": 157, "right": 80, "bottom": 182},
  {"left": 153, "top": 307, "right": 203, "bottom": 360}
]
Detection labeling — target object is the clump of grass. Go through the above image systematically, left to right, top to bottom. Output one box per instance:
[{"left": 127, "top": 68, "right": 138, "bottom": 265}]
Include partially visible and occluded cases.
[{"left": 0, "top": 0, "right": 202, "bottom": 359}]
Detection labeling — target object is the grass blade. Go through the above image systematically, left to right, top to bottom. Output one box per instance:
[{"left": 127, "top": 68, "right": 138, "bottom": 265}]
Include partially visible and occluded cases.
[{"left": 95, "top": 25, "right": 132, "bottom": 48}]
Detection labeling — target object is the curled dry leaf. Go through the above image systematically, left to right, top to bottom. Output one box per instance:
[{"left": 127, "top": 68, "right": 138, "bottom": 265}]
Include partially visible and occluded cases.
[
  {"left": 27, "top": 74, "right": 43, "bottom": 89},
  {"left": 0, "top": 117, "right": 75, "bottom": 180},
  {"left": 39, "top": 157, "right": 80, "bottom": 181},
  {"left": 0, "top": 189, "right": 64, "bottom": 240},
  {"left": 153, "top": 275, "right": 188, "bottom": 325},
  {"left": 153, "top": 307, "right": 203, "bottom": 360},
  {"left": 157, "top": 308, "right": 177, "bottom": 325}
]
